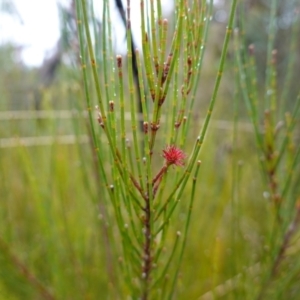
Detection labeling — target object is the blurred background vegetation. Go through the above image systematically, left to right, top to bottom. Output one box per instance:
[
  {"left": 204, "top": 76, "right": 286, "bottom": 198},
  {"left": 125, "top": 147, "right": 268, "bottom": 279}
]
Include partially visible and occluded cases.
[{"left": 0, "top": 0, "right": 299, "bottom": 299}]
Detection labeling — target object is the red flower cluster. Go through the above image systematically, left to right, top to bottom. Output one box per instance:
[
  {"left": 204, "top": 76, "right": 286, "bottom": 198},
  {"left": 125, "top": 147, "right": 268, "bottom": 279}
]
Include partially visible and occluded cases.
[{"left": 162, "top": 145, "right": 185, "bottom": 167}]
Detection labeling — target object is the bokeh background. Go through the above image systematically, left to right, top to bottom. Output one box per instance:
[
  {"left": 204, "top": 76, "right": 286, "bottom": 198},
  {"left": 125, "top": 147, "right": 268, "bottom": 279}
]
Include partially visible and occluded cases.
[{"left": 0, "top": 0, "right": 299, "bottom": 299}]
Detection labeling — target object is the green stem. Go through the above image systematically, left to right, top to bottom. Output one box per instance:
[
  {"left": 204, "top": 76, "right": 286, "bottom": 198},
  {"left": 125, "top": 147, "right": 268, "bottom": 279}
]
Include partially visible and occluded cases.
[{"left": 167, "top": 160, "right": 201, "bottom": 299}]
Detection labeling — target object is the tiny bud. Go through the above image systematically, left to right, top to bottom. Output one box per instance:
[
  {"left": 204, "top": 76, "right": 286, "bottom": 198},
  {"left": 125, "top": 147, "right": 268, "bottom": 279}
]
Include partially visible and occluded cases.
[
  {"left": 248, "top": 44, "right": 255, "bottom": 55},
  {"left": 271, "top": 49, "right": 277, "bottom": 65},
  {"left": 167, "top": 53, "right": 173, "bottom": 64},
  {"left": 116, "top": 55, "right": 122, "bottom": 67},
  {"left": 181, "top": 85, "right": 186, "bottom": 95},
  {"left": 150, "top": 91, "right": 155, "bottom": 101},
  {"left": 159, "top": 95, "right": 166, "bottom": 105},
  {"left": 109, "top": 100, "right": 114, "bottom": 112},
  {"left": 97, "top": 113, "right": 104, "bottom": 128},
  {"left": 143, "top": 121, "right": 149, "bottom": 134},
  {"left": 175, "top": 121, "right": 181, "bottom": 129},
  {"left": 150, "top": 122, "right": 160, "bottom": 131},
  {"left": 126, "top": 139, "right": 131, "bottom": 148},
  {"left": 143, "top": 157, "right": 146, "bottom": 164},
  {"left": 110, "top": 184, "right": 114, "bottom": 190},
  {"left": 124, "top": 223, "right": 128, "bottom": 229},
  {"left": 177, "top": 231, "right": 181, "bottom": 237},
  {"left": 142, "top": 273, "right": 147, "bottom": 279}
]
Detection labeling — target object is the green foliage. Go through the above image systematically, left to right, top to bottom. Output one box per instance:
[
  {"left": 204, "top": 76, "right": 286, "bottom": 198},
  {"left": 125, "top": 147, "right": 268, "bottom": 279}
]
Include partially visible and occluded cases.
[
  {"left": 0, "top": 0, "right": 299, "bottom": 299},
  {"left": 75, "top": 0, "right": 237, "bottom": 298}
]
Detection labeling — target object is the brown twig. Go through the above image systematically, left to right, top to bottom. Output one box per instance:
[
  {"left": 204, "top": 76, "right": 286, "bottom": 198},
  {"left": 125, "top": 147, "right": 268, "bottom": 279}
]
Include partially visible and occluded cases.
[
  {"left": 142, "top": 195, "right": 152, "bottom": 300},
  {"left": 257, "top": 201, "right": 300, "bottom": 300},
  {"left": 271, "top": 202, "right": 300, "bottom": 276},
  {"left": 0, "top": 238, "right": 55, "bottom": 300}
]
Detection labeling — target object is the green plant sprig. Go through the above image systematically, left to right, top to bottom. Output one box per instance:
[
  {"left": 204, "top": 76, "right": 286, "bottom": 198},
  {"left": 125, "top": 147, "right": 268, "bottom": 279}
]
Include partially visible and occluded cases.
[
  {"left": 75, "top": 0, "right": 111, "bottom": 198},
  {"left": 76, "top": 0, "right": 238, "bottom": 297},
  {"left": 125, "top": 0, "right": 145, "bottom": 191},
  {"left": 140, "top": 0, "right": 156, "bottom": 101},
  {"left": 149, "top": 0, "right": 158, "bottom": 73},
  {"left": 158, "top": 0, "right": 238, "bottom": 224},
  {"left": 183, "top": 0, "right": 212, "bottom": 145},
  {"left": 264, "top": 0, "right": 278, "bottom": 111},
  {"left": 235, "top": 1, "right": 300, "bottom": 297},
  {"left": 235, "top": 10, "right": 300, "bottom": 217},
  {"left": 280, "top": 10, "right": 300, "bottom": 116},
  {"left": 149, "top": 18, "right": 169, "bottom": 151},
  {"left": 167, "top": 160, "right": 201, "bottom": 299},
  {"left": 150, "top": 230, "right": 181, "bottom": 289}
]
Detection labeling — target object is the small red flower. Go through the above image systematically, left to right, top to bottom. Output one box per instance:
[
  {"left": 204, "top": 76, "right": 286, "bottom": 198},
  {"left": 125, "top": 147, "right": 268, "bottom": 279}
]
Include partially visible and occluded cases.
[{"left": 162, "top": 145, "right": 186, "bottom": 167}]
